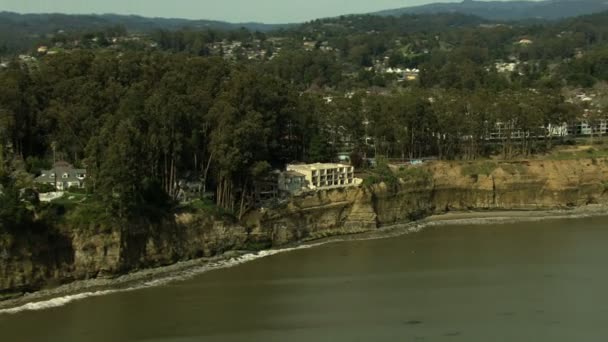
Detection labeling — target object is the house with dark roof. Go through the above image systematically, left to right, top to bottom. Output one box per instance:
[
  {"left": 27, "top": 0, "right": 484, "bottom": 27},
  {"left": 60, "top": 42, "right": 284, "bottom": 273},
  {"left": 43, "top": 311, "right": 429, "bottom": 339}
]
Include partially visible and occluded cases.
[{"left": 35, "top": 161, "right": 86, "bottom": 191}]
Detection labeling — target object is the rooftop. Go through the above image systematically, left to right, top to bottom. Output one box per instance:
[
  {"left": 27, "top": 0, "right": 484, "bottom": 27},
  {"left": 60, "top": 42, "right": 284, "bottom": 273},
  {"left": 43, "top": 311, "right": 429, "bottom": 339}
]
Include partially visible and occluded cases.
[
  {"left": 34, "top": 161, "right": 86, "bottom": 184},
  {"left": 288, "top": 163, "right": 352, "bottom": 170},
  {"left": 282, "top": 170, "right": 306, "bottom": 178}
]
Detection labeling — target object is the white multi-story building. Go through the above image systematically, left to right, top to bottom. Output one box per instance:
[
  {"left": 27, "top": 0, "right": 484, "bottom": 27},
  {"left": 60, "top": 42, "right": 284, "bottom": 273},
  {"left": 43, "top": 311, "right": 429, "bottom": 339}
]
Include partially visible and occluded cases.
[
  {"left": 568, "top": 120, "right": 608, "bottom": 136},
  {"left": 286, "top": 163, "right": 361, "bottom": 191}
]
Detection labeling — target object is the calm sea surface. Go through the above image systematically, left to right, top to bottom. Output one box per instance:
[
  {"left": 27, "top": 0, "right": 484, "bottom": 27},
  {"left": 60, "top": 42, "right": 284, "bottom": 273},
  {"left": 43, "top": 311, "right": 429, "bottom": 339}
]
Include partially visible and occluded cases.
[{"left": 2, "top": 216, "right": 608, "bottom": 341}]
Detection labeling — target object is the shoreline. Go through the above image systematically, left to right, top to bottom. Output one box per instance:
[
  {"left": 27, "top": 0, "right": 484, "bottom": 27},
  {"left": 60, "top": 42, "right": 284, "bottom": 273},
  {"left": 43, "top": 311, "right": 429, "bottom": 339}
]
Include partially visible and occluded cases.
[
  {"left": 1, "top": 204, "right": 607, "bottom": 313},
  {"left": 425, "top": 205, "right": 608, "bottom": 224}
]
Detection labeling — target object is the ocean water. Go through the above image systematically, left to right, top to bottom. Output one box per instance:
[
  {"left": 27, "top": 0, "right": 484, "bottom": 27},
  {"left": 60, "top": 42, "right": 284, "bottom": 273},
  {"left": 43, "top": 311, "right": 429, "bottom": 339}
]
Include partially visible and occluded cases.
[{"left": 1, "top": 216, "right": 608, "bottom": 341}]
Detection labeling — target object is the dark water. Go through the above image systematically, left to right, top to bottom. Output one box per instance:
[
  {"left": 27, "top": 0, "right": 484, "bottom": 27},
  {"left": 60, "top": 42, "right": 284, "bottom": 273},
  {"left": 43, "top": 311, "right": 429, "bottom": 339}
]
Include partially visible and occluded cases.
[{"left": 2, "top": 216, "right": 608, "bottom": 341}]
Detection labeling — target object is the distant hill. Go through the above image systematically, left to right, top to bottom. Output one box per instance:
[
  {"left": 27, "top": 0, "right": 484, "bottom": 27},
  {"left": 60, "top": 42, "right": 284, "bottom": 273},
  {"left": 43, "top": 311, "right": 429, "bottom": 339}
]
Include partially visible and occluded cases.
[
  {"left": 375, "top": 0, "right": 608, "bottom": 21},
  {"left": 0, "top": 11, "right": 289, "bottom": 53},
  {"left": 0, "top": 11, "right": 287, "bottom": 33},
  {"left": 298, "top": 12, "right": 488, "bottom": 36}
]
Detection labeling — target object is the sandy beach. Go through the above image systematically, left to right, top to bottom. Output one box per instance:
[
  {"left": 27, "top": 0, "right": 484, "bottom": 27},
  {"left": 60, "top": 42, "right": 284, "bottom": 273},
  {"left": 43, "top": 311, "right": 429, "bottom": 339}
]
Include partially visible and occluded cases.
[{"left": 425, "top": 205, "right": 608, "bottom": 224}]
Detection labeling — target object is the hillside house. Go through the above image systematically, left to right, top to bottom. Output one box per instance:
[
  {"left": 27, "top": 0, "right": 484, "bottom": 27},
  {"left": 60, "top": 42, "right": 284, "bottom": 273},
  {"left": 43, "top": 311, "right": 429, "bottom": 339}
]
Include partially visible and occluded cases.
[
  {"left": 517, "top": 38, "right": 533, "bottom": 45},
  {"left": 495, "top": 62, "right": 518, "bottom": 73},
  {"left": 404, "top": 68, "right": 420, "bottom": 81},
  {"left": 35, "top": 161, "right": 86, "bottom": 191},
  {"left": 278, "top": 170, "right": 307, "bottom": 195},
  {"left": 253, "top": 172, "right": 280, "bottom": 205},
  {"left": 175, "top": 179, "right": 204, "bottom": 203}
]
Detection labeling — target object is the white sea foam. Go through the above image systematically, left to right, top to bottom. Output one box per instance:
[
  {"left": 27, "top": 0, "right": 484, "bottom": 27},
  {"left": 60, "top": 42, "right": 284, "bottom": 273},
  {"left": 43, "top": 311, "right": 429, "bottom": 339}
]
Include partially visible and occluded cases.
[
  {"left": 0, "top": 244, "right": 320, "bottom": 315},
  {"left": 0, "top": 290, "right": 119, "bottom": 315}
]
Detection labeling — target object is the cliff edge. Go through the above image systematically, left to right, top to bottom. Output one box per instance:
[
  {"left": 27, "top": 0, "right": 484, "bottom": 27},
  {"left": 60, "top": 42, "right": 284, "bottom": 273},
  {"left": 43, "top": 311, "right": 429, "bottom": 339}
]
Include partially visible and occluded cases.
[{"left": 2, "top": 158, "right": 607, "bottom": 299}]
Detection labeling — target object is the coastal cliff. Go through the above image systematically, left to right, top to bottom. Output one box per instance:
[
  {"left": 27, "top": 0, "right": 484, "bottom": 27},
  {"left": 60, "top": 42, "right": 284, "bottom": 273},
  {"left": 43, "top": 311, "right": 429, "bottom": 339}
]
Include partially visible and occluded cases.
[
  {"left": 2, "top": 158, "right": 608, "bottom": 298},
  {"left": 250, "top": 158, "right": 608, "bottom": 234}
]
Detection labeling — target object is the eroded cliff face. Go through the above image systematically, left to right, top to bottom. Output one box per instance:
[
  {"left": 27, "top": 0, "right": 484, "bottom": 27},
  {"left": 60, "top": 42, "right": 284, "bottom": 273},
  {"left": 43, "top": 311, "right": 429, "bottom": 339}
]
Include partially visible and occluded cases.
[
  {"left": 246, "top": 158, "right": 608, "bottom": 234},
  {"left": 2, "top": 159, "right": 608, "bottom": 298},
  {"left": 430, "top": 159, "right": 608, "bottom": 211},
  {"left": 245, "top": 187, "right": 378, "bottom": 246},
  {"left": 0, "top": 215, "right": 251, "bottom": 298},
  {"left": 0, "top": 230, "right": 74, "bottom": 296}
]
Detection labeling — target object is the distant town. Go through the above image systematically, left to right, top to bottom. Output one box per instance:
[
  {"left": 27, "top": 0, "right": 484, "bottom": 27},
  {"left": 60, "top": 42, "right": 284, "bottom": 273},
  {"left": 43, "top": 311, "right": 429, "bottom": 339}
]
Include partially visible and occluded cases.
[{"left": 1, "top": 8, "right": 608, "bottom": 226}]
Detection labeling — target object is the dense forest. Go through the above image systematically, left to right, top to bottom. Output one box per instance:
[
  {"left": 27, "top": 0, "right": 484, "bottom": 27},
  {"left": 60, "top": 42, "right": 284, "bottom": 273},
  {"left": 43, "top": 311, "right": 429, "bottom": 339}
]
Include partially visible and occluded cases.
[{"left": 2, "top": 11, "right": 608, "bottom": 231}]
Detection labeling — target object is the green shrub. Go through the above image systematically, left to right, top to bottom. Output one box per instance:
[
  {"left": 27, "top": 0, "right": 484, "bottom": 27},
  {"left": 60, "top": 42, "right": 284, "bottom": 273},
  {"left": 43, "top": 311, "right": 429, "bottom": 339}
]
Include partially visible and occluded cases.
[
  {"left": 461, "top": 161, "right": 497, "bottom": 176},
  {"left": 363, "top": 162, "right": 399, "bottom": 187},
  {"left": 363, "top": 162, "right": 433, "bottom": 187},
  {"left": 500, "top": 163, "right": 526, "bottom": 175},
  {"left": 396, "top": 166, "right": 433, "bottom": 184},
  {"left": 362, "top": 174, "right": 382, "bottom": 186},
  {"left": 35, "top": 183, "right": 56, "bottom": 193},
  {"left": 67, "top": 187, "right": 88, "bottom": 194},
  {"left": 64, "top": 199, "right": 114, "bottom": 228},
  {"left": 182, "top": 199, "right": 235, "bottom": 221}
]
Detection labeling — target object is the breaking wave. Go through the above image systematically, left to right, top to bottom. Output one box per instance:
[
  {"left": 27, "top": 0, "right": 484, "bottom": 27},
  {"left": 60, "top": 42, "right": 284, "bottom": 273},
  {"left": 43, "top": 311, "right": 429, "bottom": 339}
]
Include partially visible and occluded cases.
[
  {"left": 0, "top": 244, "right": 322, "bottom": 315},
  {"left": 0, "top": 290, "right": 119, "bottom": 315}
]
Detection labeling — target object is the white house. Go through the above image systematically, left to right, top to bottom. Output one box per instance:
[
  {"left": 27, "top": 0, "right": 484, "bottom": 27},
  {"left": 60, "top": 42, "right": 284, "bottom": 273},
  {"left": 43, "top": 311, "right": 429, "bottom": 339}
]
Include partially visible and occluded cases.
[
  {"left": 517, "top": 38, "right": 533, "bottom": 45},
  {"left": 35, "top": 161, "right": 86, "bottom": 191},
  {"left": 286, "top": 163, "right": 361, "bottom": 191}
]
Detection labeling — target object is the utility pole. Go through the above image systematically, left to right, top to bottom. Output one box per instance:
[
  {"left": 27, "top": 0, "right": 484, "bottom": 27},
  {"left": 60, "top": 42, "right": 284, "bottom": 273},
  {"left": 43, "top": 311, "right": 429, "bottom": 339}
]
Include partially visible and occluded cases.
[
  {"left": 51, "top": 141, "right": 57, "bottom": 165},
  {"left": 51, "top": 141, "right": 58, "bottom": 191}
]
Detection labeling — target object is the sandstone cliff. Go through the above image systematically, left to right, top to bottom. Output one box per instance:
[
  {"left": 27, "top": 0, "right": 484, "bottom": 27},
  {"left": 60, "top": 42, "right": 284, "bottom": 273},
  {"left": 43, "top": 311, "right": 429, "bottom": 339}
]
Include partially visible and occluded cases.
[
  {"left": 2, "top": 158, "right": 607, "bottom": 299},
  {"left": 248, "top": 159, "right": 608, "bottom": 235}
]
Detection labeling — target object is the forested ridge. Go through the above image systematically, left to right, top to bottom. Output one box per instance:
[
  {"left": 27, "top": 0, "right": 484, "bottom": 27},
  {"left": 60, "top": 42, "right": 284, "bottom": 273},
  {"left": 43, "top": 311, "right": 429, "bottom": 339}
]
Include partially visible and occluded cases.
[
  {"left": 375, "top": 0, "right": 608, "bottom": 21},
  {"left": 0, "top": 11, "right": 286, "bottom": 54},
  {"left": 2, "top": 11, "right": 608, "bottom": 232}
]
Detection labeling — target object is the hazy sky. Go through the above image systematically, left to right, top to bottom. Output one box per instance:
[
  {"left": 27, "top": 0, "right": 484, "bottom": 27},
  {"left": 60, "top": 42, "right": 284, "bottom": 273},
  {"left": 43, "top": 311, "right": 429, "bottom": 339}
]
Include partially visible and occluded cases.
[{"left": 0, "top": 0, "right": 505, "bottom": 23}]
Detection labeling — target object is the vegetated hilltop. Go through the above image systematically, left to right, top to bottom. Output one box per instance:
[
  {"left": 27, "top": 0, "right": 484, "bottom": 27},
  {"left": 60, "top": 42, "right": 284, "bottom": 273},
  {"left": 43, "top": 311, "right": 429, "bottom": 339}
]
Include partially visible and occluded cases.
[
  {"left": 375, "top": 0, "right": 608, "bottom": 21},
  {"left": 0, "top": 11, "right": 289, "bottom": 53},
  {"left": 0, "top": 11, "right": 286, "bottom": 33}
]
